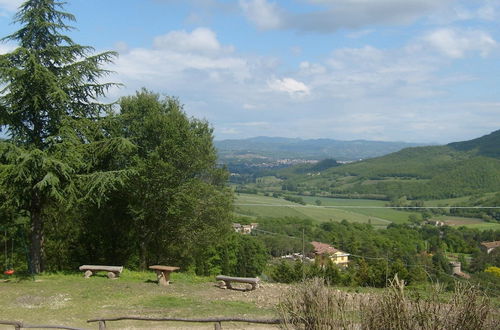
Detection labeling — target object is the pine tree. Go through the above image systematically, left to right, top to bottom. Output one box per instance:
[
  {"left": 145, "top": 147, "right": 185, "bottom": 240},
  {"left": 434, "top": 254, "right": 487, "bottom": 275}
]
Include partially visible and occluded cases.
[{"left": 0, "top": 0, "right": 118, "bottom": 273}]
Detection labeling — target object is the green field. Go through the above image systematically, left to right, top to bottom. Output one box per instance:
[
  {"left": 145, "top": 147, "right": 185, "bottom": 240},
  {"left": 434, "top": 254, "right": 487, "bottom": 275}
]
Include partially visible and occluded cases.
[
  {"left": 234, "top": 193, "right": 420, "bottom": 226},
  {"left": 235, "top": 193, "right": 500, "bottom": 230}
]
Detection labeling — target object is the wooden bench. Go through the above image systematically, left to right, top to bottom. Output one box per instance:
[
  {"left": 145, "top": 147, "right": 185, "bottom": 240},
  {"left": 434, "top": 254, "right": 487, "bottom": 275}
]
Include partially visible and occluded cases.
[
  {"left": 79, "top": 265, "right": 123, "bottom": 279},
  {"left": 149, "top": 265, "right": 180, "bottom": 286},
  {"left": 216, "top": 275, "right": 260, "bottom": 291}
]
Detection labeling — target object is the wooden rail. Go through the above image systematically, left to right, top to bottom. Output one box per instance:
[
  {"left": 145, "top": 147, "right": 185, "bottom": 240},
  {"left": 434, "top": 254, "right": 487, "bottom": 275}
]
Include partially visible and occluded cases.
[
  {"left": 87, "top": 316, "right": 282, "bottom": 329},
  {"left": 0, "top": 320, "right": 86, "bottom": 330}
]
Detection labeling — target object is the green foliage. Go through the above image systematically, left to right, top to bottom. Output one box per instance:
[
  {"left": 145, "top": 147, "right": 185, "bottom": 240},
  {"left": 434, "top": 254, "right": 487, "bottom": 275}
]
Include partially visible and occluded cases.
[
  {"left": 0, "top": 0, "right": 118, "bottom": 273},
  {"left": 448, "top": 129, "right": 500, "bottom": 158},
  {"left": 484, "top": 266, "right": 500, "bottom": 277}
]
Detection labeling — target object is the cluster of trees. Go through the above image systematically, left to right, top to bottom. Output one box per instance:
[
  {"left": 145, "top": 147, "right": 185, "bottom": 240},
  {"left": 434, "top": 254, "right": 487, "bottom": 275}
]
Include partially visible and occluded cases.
[
  {"left": 0, "top": 0, "right": 247, "bottom": 275},
  {"left": 250, "top": 217, "right": 500, "bottom": 292}
]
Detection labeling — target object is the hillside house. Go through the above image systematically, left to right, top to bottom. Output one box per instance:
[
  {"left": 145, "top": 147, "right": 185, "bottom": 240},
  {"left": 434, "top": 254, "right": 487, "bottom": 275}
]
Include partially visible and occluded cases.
[
  {"left": 232, "top": 223, "right": 258, "bottom": 234},
  {"left": 310, "top": 241, "right": 350, "bottom": 268},
  {"left": 481, "top": 241, "right": 500, "bottom": 254}
]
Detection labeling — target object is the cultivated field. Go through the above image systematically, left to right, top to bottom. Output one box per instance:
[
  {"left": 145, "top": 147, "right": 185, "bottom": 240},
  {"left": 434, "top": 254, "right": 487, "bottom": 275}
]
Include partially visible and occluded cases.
[
  {"left": 235, "top": 193, "right": 500, "bottom": 230},
  {"left": 235, "top": 193, "right": 417, "bottom": 226}
]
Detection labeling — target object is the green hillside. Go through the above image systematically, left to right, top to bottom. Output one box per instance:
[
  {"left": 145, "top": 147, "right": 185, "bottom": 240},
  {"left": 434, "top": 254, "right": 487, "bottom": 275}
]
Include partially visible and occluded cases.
[
  {"left": 449, "top": 129, "right": 500, "bottom": 158},
  {"left": 261, "top": 130, "right": 500, "bottom": 201}
]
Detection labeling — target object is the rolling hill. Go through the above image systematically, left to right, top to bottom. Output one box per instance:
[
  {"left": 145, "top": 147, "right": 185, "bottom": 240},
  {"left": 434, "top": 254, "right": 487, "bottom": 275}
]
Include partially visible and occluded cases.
[{"left": 265, "top": 129, "right": 500, "bottom": 200}]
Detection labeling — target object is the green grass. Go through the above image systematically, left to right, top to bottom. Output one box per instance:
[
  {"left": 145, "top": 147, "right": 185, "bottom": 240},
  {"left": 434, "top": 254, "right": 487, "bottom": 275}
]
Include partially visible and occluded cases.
[
  {"left": 235, "top": 193, "right": 417, "bottom": 225},
  {"left": 235, "top": 193, "right": 500, "bottom": 229},
  {"left": 0, "top": 271, "right": 276, "bottom": 328}
]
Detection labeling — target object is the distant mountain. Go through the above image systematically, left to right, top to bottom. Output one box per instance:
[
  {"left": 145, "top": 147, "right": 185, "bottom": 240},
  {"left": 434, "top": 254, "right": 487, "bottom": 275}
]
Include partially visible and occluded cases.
[
  {"left": 271, "top": 129, "right": 500, "bottom": 200},
  {"left": 215, "top": 136, "right": 426, "bottom": 162}
]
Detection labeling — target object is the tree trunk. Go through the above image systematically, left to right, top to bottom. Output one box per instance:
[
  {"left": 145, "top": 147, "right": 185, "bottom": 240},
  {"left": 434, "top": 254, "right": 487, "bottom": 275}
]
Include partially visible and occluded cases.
[
  {"left": 29, "top": 193, "right": 44, "bottom": 273},
  {"left": 139, "top": 238, "right": 148, "bottom": 270}
]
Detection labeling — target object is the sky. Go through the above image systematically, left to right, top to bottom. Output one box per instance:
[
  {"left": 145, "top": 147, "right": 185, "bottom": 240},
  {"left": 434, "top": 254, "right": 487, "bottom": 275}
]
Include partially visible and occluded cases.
[{"left": 1, "top": 0, "right": 500, "bottom": 143}]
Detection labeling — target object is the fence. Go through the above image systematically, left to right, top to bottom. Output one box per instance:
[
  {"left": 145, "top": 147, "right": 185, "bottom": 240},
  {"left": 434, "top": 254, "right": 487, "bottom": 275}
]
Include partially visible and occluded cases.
[
  {"left": 88, "top": 316, "right": 282, "bottom": 329},
  {"left": 1, "top": 317, "right": 282, "bottom": 329},
  {"left": 0, "top": 321, "right": 84, "bottom": 330}
]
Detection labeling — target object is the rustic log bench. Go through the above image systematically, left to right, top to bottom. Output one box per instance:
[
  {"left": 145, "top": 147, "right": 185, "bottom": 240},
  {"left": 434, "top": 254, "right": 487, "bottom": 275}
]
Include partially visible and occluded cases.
[
  {"left": 79, "top": 265, "right": 123, "bottom": 279},
  {"left": 149, "top": 265, "right": 180, "bottom": 286},
  {"left": 216, "top": 275, "right": 260, "bottom": 291}
]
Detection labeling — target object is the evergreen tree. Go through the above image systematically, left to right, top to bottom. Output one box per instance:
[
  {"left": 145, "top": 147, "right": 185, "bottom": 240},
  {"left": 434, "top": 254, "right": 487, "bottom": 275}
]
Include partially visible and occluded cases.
[{"left": 0, "top": 0, "right": 118, "bottom": 273}]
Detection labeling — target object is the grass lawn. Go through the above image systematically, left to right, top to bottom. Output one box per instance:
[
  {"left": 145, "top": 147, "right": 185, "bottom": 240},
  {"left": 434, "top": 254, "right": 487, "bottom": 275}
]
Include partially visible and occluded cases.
[{"left": 0, "top": 271, "right": 283, "bottom": 329}]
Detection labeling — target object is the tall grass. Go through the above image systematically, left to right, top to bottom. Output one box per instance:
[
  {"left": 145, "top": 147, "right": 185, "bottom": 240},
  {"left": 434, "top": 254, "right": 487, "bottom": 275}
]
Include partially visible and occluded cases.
[
  {"left": 278, "top": 276, "right": 498, "bottom": 330},
  {"left": 277, "top": 277, "right": 358, "bottom": 329}
]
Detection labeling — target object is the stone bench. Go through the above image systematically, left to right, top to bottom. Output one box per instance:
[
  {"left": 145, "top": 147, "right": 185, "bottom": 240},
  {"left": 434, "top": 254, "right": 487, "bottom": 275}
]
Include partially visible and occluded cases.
[
  {"left": 79, "top": 265, "right": 123, "bottom": 279},
  {"left": 149, "top": 265, "right": 180, "bottom": 286},
  {"left": 216, "top": 275, "right": 260, "bottom": 291}
]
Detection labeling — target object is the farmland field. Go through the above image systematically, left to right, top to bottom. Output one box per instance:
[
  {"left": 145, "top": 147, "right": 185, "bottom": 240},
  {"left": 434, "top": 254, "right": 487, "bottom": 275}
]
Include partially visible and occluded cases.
[
  {"left": 234, "top": 193, "right": 418, "bottom": 226},
  {"left": 235, "top": 193, "right": 499, "bottom": 229}
]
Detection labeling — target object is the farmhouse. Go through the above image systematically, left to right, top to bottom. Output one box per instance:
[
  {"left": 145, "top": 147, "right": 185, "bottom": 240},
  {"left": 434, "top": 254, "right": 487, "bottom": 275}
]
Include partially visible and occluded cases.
[
  {"left": 232, "top": 223, "right": 258, "bottom": 234},
  {"left": 310, "top": 241, "right": 350, "bottom": 267},
  {"left": 481, "top": 241, "right": 500, "bottom": 254}
]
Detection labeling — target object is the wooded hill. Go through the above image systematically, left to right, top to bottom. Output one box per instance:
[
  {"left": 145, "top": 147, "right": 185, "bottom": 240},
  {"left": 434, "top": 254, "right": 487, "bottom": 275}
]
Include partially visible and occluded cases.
[{"left": 270, "top": 130, "right": 500, "bottom": 200}]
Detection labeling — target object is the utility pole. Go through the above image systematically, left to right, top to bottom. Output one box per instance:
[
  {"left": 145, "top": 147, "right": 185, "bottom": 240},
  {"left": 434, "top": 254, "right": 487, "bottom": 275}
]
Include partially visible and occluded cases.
[
  {"left": 302, "top": 227, "right": 305, "bottom": 281},
  {"left": 385, "top": 252, "right": 389, "bottom": 286}
]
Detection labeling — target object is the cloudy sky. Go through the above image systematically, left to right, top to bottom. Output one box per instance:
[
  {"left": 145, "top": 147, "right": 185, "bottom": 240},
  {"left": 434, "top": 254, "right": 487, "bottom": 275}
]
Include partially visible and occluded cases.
[{"left": 1, "top": 0, "right": 500, "bottom": 143}]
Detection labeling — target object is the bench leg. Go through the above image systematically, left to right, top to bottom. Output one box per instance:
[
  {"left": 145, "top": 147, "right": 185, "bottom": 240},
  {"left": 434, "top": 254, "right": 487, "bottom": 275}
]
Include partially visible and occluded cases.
[
  {"left": 84, "top": 270, "right": 93, "bottom": 278},
  {"left": 156, "top": 270, "right": 171, "bottom": 286},
  {"left": 107, "top": 272, "right": 117, "bottom": 279}
]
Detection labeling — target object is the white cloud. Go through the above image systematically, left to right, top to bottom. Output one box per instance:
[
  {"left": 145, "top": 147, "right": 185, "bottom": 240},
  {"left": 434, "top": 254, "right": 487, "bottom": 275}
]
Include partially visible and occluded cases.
[
  {"left": 239, "top": 0, "right": 283, "bottom": 30},
  {"left": 240, "top": 0, "right": 451, "bottom": 32},
  {"left": 477, "top": 4, "right": 496, "bottom": 20},
  {"left": 106, "top": 19, "right": 498, "bottom": 143},
  {"left": 113, "top": 27, "right": 250, "bottom": 88},
  {"left": 153, "top": 27, "right": 229, "bottom": 54},
  {"left": 424, "top": 28, "right": 497, "bottom": 58},
  {"left": 0, "top": 43, "right": 15, "bottom": 54},
  {"left": 268, "top": 77, "right": 310, "bottom": 96},
  {"left": 243, "top": 103, "right": 257, "bottom": 110},
  {"left": 234, "top": 121, "right": 270, "bottom": 127},
  {"left": 220, "top": 127, "right": 239, "bottom": 135}
]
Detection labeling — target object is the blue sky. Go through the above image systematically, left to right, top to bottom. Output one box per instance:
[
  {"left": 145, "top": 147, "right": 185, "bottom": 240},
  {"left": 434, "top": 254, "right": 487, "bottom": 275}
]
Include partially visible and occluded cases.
[{"left": 1, "top": 0, "right": 500, "bottom": 143}]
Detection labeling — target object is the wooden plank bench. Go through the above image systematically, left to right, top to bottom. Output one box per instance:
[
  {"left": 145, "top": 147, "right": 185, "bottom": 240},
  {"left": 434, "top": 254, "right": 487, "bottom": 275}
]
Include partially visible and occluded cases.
[
  {"left": 79, "top": 265, "right": 123, "bottom": 279},
  {"left": 149, "top": 265, "right": 180, "bottom": 286},
  {"left": 216, "top": 275, "right": 260, "bottom": 291}
]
